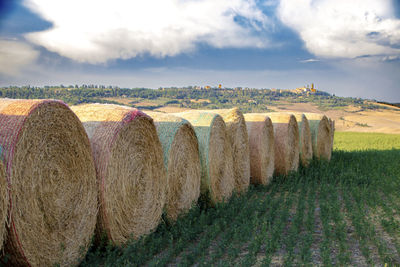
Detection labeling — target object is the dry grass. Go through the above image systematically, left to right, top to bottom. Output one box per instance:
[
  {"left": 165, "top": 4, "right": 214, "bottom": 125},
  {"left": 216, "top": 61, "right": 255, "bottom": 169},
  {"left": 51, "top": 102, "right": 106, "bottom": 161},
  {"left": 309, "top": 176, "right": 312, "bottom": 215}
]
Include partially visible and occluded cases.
[
  {"left": 0, "top": 99, "right": 97, "bottom": 266},
  {"left": 72, "top": 104, "right": 166, "bottom": 245},
  {"left": 200, "top": 108, "right": 250, "bottom": 193},
  {"left": 145, "top": 111, "right": 201, "bottom": 222},
  {"left": 173, "top": 111, "right": 234, "bottom": 205},
  {"left": 243, "top": 113, "right": 275, "bottom": 185},
  {"left": 266, "top": 113, "right": 299, "bottom": 176},
  {"left": 293, "top": 113, "right": 313, "bottom": 167},
  {"left": 304, "top": 113, "right": 332, "bottom": 161},
  {"left": 0, "top": 151, "right": 7, "bottom": 251}
]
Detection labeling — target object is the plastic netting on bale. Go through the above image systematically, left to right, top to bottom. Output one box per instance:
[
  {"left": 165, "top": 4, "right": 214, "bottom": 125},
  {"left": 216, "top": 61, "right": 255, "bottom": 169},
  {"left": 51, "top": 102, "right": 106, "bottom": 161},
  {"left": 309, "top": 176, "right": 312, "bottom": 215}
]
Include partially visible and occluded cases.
[
  {"left": 0, "top": 99, "right": 97, "bottom": 266},
  {"left": 71, "top": 104, "right": 166, "bottom": 246},
  {"left": 196, "top": 108, "right": 250, "bottom": 193},
  {"left": 145, "top": 111, "right": 201, "bottom": 222},
  {"left": 173, "top": 111, "right": 234, "bottom": 206},
  {"left": 243, "top": 113, "right": 275, "bottom": 185},
  {"left": 265, "top": 113, "right": 300, "bottom": 176},
  {"left": 293, "top": 113, "right": 313, "bottom": 167},
  {"left": 304, "top": 113, "right": 332, "bottom": 161},
  {"left": 0, "top": 146, "right": 7, "bottom": 252}
]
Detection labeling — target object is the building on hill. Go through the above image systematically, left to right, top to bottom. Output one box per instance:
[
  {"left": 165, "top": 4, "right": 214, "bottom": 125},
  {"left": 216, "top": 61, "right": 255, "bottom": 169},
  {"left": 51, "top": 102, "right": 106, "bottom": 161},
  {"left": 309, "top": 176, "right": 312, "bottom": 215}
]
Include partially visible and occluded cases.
[{"left": 294, "top": 83, "right": 317, "bottom": 94}]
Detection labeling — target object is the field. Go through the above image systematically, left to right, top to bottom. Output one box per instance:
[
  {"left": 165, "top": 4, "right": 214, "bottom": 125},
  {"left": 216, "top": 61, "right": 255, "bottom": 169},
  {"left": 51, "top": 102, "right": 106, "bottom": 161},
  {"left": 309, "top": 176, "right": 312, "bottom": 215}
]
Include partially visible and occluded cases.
[{"left": 81, "top": 132, "right": 400, "bottom": 266}]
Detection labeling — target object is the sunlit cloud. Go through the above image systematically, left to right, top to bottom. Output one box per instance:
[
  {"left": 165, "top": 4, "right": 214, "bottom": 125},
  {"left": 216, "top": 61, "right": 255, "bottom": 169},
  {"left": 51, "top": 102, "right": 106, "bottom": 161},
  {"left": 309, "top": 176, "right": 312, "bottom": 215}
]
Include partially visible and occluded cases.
[
  {"left": 24, "top": 0, "right": 271, "bottom": 64},
  {"left": 278, "top": 0, "right": 400, "bottom": 59}
]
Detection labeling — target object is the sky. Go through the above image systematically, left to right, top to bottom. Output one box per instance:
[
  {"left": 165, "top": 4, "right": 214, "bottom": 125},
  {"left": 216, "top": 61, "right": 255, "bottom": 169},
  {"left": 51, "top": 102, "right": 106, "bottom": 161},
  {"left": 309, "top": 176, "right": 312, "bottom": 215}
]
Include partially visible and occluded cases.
[{"left": 0, "top": 0, "right": 400, "bottom": 102}]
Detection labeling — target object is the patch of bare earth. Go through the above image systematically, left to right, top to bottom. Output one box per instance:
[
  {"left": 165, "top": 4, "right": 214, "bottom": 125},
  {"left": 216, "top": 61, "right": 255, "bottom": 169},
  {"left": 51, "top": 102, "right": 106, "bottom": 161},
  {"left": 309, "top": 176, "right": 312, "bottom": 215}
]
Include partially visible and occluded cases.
[
  {"left": 102, "top": 97, "right": 138, "bottom": 105},
  {"left": 155, "top": 106, "right": 192, "bottom": 113},
  {"left": 339, "top": 193, "right": 368, "bottom": 266},
  {"left": 309, "top": 200, "right": 323, "bottom": 265},
  {"left": 369, "top": 208, "right": 400, "bottom": 264}
]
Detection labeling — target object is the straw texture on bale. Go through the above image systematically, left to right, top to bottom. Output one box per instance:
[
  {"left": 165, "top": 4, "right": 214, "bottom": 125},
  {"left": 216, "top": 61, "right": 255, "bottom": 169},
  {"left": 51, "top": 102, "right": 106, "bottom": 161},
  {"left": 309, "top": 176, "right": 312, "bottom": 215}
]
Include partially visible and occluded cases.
[
  {"left": 0, "top": 99, "right": 97, "bottom": 266},
  {"left": 72, "top": 104, "right": 166, "bottom": 245},
  {"left": 199, "top": 109, "right": 250, "bottom": 193},
  {"left": 145, "top": 111, "right": 200, "bottom": 222},
  {"left": 173, "top": 111, "right": 234, "bottom": 205},
  {"left": 243, "top": 113, "right": 275, "bottom": 185},
  {"left": 266, "top": 113, "right": 300, "bottom": 176},
  {"left": 293, "top": 113, "right": 313, "bottom": 167},
  {"left": 304, "top": 113, "right": 332, "bottom": 161},
  {"left": 329, "top": 117, "right": 335, "bottom": 152},
  {"left": 0, "top": 147, "right": 7, "bottom": 251}
]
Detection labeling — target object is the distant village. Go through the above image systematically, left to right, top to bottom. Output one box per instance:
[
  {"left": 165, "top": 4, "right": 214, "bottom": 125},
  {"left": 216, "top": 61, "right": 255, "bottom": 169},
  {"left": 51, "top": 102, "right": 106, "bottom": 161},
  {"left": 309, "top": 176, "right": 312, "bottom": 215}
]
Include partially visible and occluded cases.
[{"left": 159, "top": 82, "right": 320, "bottom": 95}]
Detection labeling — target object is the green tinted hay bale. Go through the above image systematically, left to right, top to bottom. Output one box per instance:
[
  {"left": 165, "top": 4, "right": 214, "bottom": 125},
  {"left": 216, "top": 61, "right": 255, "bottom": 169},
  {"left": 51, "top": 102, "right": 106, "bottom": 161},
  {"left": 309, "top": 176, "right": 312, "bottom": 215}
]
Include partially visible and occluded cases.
[
  {"left": 0, "top": 99, "right": 97, "bottom": 266},
  {"left": 72, "top": 104, "right": 166, "bottom": 245},
  {"left": 197, "top": 108, "right": 250, "bottom": 193},
  {"left": 145, "top": 111, "right": 201, "bottom": 222},
  {"left": 173, "top": 111, "right": 234, "bottom": 205},
  {"left": 243, "top": 113, "right": 275, "bottom": 185},
  {"left": 266, "top": 113, "right": 299, "bottom": 176},
  {"left": 293, "top": 113, "right": 313, "bottom": 167},
  {"left": 304, "top": 113, "right": 332, "bottom": 161},
  {"left": 0, "top": 147, "right": 7, "bottom": 251}
]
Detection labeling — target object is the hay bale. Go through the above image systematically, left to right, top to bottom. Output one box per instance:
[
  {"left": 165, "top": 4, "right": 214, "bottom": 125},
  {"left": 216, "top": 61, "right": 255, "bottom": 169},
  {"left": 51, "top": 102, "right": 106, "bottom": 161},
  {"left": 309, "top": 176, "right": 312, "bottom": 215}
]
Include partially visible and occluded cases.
[
  {"left": 0, "top": 99, "right": 97, "bottom": 266},
  {"left": 71, "top": 104, "right": 166, "bottom": 245},
  {"left": 198, "top": 108, "right": 250, "bottom": 193},
  {"left": 145, "top": 111, "right": 201, "bottom": 222},
  {"left": 173, "top": 111, "right": 234, "bottom": 205},
  {"left": 265, "top": 113, "right": 300, "bottom": 176},
  {"left": 293, "top": 113, "right": 313, "bottom": 167},
  {"left": 304, "top": 113, "right": 332, "bottom": 161},
  {"left": 243, "top": 114, "right": 275, "bottom": 185},
  {"left": 328, "top": 117, "right": 335, "bottom": 151},
  {"left": 0, "top": 147, "right": 7, "bottom": 251}
]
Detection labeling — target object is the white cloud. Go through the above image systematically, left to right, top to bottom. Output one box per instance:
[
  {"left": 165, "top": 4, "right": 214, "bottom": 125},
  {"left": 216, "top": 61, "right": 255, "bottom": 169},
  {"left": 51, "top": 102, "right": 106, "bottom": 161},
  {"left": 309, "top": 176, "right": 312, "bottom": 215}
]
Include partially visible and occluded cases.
[
  {"left": 24, "top": 0, "right": 270, "bottom": 64},
  {"left": 278, "top": 0, "right": 400, "bottom": 59},
  {"left": 0, "top": 39, "right": 39, "bottom": 76},
  {"left": 300, "top": 58, "right": 320, "bottom": 63}
]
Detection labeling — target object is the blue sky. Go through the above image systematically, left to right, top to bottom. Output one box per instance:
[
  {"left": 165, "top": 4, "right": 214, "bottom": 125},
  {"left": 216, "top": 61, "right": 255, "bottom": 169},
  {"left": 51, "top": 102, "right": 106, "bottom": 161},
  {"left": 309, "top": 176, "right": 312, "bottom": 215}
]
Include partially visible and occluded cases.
[{"left": 0, "top": 0, "right": 400, "bottom": 102}]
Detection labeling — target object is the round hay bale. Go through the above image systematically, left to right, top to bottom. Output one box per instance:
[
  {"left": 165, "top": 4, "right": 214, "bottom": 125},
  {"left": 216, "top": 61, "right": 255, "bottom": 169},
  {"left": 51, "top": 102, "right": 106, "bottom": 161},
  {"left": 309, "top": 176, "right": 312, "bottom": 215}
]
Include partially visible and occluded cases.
[
  {"left": 0, "top": 99, "right": 97, "bottom": 266},
  {"left": 71, "top": 104, "right": 166, "bottom": 245},
  {"left": 198, "top": 108, "right": 250, "bottom": 193},
  {"left": 145, "top": 111, "right": 201, "bottom": 222},
  {"left": 173, "top": 111, "right": 234, "bottom": 205},
  {"left": 243, "top": 113, "right": 275, "bottom": 185},
  {"left": 265, "top": 113, "right": 300, "bottom": 176},
  {"left": 293, "top": 113, "right": 313, "bottom": 167},
  {"left": 304, "top": 113, "right": 332, "bottom": 161},
  {"left": 328, "top": 117, "right": 335, "bottom": 151},
  {"left": 0, "top": 147, "right": 8, "bottom": 251}
]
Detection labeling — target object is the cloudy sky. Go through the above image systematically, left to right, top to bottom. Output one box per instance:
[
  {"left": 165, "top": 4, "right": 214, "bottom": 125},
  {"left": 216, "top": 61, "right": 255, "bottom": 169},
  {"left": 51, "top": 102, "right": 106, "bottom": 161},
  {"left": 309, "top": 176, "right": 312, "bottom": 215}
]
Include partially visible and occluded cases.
[{"left": 0, "top": 0, "right": 400, "bottom": 102}]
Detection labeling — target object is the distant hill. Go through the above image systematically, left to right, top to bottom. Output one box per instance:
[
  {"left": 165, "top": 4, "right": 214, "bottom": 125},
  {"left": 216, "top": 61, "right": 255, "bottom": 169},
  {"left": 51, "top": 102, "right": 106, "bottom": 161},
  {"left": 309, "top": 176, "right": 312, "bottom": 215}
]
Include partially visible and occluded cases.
[
  {"left": 0, "top": 85, "right": 395, "bottom": 113},
  {"left": 2, "top": 85, "right": 400, "bottom": 133},
  {"left": 377, "top": 101, "right": 400, "bottom": 109}
]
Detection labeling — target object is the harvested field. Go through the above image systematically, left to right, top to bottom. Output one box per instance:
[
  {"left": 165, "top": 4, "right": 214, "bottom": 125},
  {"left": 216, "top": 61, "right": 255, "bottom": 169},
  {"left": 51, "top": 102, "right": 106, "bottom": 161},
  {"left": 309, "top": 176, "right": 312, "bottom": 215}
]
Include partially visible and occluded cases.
[{"left": 82, "top": 132, "right": 400, "bottom": 267}]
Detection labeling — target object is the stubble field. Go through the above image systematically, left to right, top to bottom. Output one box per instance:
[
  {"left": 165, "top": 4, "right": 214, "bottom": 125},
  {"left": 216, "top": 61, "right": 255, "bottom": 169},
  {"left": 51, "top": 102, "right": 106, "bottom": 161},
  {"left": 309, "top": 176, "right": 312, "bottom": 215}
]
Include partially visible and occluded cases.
[{"left": 81, "top": 132, "right": 400, "bottom": 266}]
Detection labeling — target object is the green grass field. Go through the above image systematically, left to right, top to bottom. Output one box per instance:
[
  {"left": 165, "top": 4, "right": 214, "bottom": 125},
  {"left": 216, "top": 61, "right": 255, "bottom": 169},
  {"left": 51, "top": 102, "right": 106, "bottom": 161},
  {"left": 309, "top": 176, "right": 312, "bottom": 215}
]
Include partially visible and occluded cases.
[{"left": 81, "top": 132, "right": 400, "bottom": 266}]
